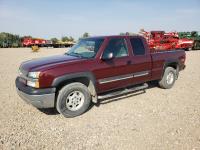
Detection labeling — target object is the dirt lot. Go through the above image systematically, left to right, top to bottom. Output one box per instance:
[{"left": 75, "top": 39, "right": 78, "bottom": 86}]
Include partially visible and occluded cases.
[{"left": 0, "top": 48, "right": 200, "bottom": 150}]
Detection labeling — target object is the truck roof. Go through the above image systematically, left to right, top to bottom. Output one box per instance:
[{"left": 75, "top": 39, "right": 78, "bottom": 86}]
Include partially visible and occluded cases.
[{"left": 84, "top": 35, "right": 143, "bottom": 39}]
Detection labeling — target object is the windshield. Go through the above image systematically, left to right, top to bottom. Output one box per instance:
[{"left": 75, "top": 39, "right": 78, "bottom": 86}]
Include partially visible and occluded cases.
[{"left": 66, "top": 38, "right": 104, "bottom": 58}]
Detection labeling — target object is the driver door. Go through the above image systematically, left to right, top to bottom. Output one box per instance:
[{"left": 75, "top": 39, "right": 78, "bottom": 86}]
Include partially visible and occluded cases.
[{"left": 94, "top": 37, "right": 133, "bottom": 93}]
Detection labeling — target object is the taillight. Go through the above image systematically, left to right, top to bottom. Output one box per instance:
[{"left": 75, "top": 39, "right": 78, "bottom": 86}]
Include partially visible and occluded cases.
[{"left": 180, "top": 55, "right": 186, "bottom": 63}]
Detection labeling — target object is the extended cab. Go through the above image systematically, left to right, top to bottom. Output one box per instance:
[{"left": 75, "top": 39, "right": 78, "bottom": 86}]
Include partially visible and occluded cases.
[{"left": 16, "top": 35, "right": 186, "bottom": 117}]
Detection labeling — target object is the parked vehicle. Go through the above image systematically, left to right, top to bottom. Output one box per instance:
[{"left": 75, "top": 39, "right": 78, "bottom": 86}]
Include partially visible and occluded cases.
[
  {"left": 178, "top": 31, "right": 200, "bottom": 50},
  {"left": 16, "top": 35, "right": 186, "bottom": 117},
  {"left": 52, "top": 40, "right": 75, "bottom": 48}
]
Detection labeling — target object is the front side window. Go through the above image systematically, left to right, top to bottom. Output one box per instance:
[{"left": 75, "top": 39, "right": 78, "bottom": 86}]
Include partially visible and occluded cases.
[
  {"left": 66, "top": 38, "right": 104, "bottom": 58},
  {"left": 103, "top": 38, "right": 128, "bottom": 58}
]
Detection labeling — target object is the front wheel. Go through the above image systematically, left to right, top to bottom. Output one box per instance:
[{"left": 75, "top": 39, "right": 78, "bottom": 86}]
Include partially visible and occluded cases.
[
  {"left": 159, "top": 67, "right": 177, "bottom": 89},
  {"left": 56, "top": 82, "right": 91, "bottom": 118}
]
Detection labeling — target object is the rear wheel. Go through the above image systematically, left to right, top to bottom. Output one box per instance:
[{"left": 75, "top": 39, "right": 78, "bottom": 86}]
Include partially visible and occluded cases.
[
  {"left": 159, "top": 67, "right": 177, "bottom": 89},
  {"left": 56, "top": 82, "right": 91, "bottom": 118}
]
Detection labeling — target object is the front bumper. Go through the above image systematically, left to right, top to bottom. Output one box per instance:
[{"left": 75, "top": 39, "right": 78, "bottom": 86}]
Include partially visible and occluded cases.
[{"left": 16, "top": 77, "right": 56, "bottom": 108}]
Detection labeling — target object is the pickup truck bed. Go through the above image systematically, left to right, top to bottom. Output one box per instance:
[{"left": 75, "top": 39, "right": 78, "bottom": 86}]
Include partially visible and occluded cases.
[{"left": 150, "top": 50, "right": 185, "bottom": 81}]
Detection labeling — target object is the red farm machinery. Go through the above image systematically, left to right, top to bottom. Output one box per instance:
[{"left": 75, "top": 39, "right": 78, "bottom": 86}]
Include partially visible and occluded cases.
[
  {"left": 139, "top": 29, "right": 194, "bottom": 51},
  {"left": 22, "top": 38, "right": 52, "bottom": 47},
  {"left": 22, "top": 38, "right": 75, "bottom": 48}
]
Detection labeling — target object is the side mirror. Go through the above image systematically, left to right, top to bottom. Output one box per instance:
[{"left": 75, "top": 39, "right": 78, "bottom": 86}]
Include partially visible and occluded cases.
[{"left": 102, "top": 52, "right": 114, "bottom": 60}]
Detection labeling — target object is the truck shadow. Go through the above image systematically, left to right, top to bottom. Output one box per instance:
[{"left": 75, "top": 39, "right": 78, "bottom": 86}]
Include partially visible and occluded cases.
[
  {"left": 38, "top": 82, "right": 158, "bottom": 115},
  {"left": 38, "top": 108, "right": 59, "bottom": 115}
]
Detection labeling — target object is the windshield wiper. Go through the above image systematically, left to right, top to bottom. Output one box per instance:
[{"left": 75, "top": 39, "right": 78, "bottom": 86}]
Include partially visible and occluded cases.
[{"left": 65, "top": 52, "right": 84, "bottom": 58}]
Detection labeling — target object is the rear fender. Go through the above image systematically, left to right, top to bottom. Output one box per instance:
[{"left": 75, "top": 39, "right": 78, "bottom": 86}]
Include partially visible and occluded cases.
[{"left": 162, "top": 60, "right": 179, "bottom": 79}]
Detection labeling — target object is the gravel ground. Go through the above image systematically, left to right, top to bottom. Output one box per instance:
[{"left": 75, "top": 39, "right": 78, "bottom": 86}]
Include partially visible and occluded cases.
[{"left": 0, "top": 48, "right": 200, "bottom": 150}]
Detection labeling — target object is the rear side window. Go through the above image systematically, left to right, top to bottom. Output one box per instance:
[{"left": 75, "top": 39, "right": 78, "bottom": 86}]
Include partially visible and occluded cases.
[{"left": 130, "top": 38, "right": 145, "bottom": 55}]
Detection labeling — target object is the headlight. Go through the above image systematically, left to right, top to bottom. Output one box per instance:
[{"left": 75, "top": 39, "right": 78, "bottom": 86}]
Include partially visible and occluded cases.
[
  {"left": 27, "top": 72, "right": 40, "bottom": 88},
  {"left": 28, "top": 72, "right": 40, "bottom": 79},
  {"left": 27, "top": 80, "right": 39, "bottom": 88}
]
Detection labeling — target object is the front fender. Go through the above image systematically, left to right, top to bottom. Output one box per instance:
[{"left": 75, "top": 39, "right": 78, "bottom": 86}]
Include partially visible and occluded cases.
[
  {"left": 51, "top": 72, "right": 96, "bottom": 87},
  {"left": 52, "top": 72, "right": 98, "bottom": 103}
]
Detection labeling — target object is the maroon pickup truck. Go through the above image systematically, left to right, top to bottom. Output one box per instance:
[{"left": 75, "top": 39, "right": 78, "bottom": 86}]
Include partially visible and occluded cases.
[{"left": 16, "top": 35, "right": 186, "bottom": 117}]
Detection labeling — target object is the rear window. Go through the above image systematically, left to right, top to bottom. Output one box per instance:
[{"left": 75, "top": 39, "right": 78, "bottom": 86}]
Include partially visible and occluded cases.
[{"left": 130, "top": 38, "right": 145, "bottom": 55}]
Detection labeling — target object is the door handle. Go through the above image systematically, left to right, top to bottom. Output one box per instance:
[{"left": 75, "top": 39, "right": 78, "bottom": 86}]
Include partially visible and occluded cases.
[{"left": 127, "top": 60, "right": 132, "bottom": 65}]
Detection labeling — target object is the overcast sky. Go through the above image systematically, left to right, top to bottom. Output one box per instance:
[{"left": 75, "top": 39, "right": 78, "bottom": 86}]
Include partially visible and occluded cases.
[{"left": 0, "top": 0, "right": 200, "bottom": 39}]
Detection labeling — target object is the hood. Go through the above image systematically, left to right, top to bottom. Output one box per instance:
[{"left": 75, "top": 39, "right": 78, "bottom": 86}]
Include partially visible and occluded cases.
[{"left": 20, "top": 54, "right": 81, "bottom": 73}]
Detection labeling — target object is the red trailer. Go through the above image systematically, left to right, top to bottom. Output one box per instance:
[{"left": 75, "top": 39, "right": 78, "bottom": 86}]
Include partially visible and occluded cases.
[{"left": 22, "top": 38, "right": 52, "bottom": 47}]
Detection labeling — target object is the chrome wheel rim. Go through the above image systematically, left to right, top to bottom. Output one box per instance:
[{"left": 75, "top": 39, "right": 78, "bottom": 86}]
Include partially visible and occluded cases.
[
  {"left": 166, "top": 72, "right": 174, "bottom": 85},
  {"left": 66, "top": 91, "right": 85, "bottom": 111}
]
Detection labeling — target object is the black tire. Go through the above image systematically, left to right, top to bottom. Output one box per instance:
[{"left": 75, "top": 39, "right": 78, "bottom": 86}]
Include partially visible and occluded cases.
[
  {"left": 193, "top": 41, "right": 200, "bottom": 50},
  {"left": 185, "top": 48, "right": 192, "bottom": 51},
  {"left": 159, "top": 67, "right": 177, "bottom": 89},
  {"left": 56, "top": 82, "right": 91, "bottom": 118}
]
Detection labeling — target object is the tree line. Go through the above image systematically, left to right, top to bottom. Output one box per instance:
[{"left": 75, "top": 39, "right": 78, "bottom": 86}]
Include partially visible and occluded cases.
[
  {"left": 0, "top": 32, "right": 90, "bottom": 48},
  {"left": 0, "top": 32, "right": 23, "bottom": 48},
  {"left": 51, "top": 32, "right": 90, "bottom": 44}
]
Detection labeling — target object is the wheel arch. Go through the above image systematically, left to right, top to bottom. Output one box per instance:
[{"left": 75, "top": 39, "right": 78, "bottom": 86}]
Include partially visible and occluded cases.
[
  {"left": 162, "top": 59, "right": 179, "bottom": 78},
  {"left": 52, "top": 72, "right": 97, "bottom": 104}
]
